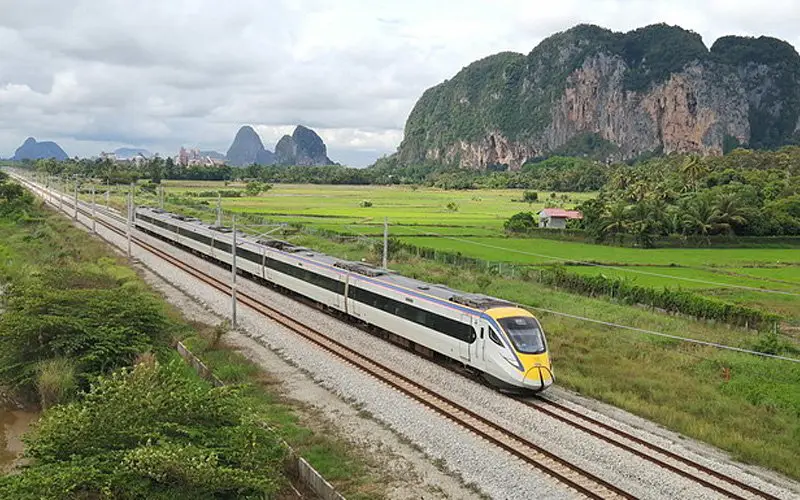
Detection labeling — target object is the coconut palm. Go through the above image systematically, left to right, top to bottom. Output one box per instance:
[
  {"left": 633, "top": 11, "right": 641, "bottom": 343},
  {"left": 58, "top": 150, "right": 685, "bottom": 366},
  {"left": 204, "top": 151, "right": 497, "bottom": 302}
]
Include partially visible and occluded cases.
[
  {"left": 680, "top": 154, "right": 707, "bottom": 192},
  {"left": 713, "top": 193, "right": 748, "bottom": 235},
  {"left": 681, "top": 195, "right": 717, "bottom": 244},
  {"left": 602, "top": 201, "right": 629, "bottom": 244}
]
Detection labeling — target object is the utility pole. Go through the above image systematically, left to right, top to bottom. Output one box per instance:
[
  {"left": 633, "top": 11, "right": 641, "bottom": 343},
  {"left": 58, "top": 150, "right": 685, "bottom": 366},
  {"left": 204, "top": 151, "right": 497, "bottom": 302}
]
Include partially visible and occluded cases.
[
  {"left": 73, "top": 176, "right": 79, "bottom": 220},
  {"left": 58, "top": 177, "right": 63, "bottom": 211},
  {"left": 91, "top": 184, "right": 96, "bottom": 233},
  {"left": 126, "top": 184, "right": 133, "bottom": 258},
  {"left": 159, "top": 184, "right": 165, "bottom": 209},
  {"left": 215, "top": 193, "right": 222, "bottom": 226},
  {"left": 231, "top": 214, "right": 238, "bottom": 327},
  {"left": 382, "top": 216, "right": 389, "bottom": 269}
]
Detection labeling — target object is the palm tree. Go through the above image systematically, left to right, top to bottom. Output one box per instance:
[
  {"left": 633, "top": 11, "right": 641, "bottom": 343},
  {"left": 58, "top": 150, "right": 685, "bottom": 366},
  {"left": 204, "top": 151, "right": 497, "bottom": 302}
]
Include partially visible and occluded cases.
[
  {"left": 680, "top": 155, "right": 707, "bottom": 192},
  {"left": 713, "top": 193, "right": 748, "bottom": 235},
  {"left": 681, "top": 195, "right": 716, "bottom": 244},
  {"left": 602, "top": 201, "right": 629, "bottom": 244}
]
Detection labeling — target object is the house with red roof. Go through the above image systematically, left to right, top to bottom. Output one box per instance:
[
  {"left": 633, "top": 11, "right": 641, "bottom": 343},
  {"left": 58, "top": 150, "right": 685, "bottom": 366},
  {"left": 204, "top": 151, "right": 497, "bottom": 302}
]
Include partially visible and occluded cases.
[{"left": 538, "top": 208, "right": 583, "bottom": 229}]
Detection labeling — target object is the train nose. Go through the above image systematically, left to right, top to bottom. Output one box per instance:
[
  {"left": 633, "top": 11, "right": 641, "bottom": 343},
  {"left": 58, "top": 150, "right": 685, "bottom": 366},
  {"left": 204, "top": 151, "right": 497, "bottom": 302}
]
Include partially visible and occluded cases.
[{"left": 524, "top": 365, "right": 554, "bottom": 391}]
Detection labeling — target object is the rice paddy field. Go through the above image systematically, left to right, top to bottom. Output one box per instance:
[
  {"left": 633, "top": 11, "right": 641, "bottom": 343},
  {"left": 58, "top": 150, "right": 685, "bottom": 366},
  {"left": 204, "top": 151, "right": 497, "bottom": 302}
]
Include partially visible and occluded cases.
[{"left": 110, "top": 181, "right": 800, "bottom": 321}]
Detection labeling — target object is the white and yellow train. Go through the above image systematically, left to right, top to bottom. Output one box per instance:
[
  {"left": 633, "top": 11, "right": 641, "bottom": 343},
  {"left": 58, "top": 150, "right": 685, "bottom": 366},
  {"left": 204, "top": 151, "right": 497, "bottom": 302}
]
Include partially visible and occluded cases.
[{"left": 135, "top": 207, "right": 554, "bottom": 392}]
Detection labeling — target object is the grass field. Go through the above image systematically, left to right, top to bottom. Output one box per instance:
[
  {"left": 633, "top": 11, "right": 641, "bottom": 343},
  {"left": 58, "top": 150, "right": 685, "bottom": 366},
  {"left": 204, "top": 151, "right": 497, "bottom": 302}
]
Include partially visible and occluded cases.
[{"left": 164, "top": 181, "right": 593, "bottom": 232}]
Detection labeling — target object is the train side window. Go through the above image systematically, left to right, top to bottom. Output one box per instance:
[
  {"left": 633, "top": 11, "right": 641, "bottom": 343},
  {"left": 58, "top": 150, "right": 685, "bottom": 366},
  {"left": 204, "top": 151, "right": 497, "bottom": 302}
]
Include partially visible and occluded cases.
[
  {"left": 480, "top": 327, "right": 485, "bottom": 339},
  {"left": 488, "top": 328, "right": 503, "bottom": 347}
]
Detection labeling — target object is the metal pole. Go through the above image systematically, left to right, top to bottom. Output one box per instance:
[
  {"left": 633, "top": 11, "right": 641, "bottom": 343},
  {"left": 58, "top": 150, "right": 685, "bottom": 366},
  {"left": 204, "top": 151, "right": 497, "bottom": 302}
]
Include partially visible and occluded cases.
[
  {"left": 73, "top": 176, "right": 78, "bottom": 220},
  {"left": 58, "top": 177, "right": 63, "bottom": 211},
  {"left": 91, "top": 185, "right": 96, "bottom": 233},
  {"left": 159, "top": 185, "right": 165, "bottom": 209},
  {"left": 126, "top": 188, "right": 132, "bottom": 258},
  {"left": 216, "top": 194, "right": 222, "bottom": 226},
  {"left": 231, "top": 214, "right": 238, "bottom": 327},
  {"left": 382, "top": 216, "right": 388, "bottom": 269}
]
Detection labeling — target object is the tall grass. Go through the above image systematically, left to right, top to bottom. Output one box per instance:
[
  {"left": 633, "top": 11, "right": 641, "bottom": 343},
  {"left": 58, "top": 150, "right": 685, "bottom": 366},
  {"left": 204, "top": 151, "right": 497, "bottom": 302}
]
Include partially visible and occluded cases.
[{"left": 36, "top": 359, "right": 77, "bottom": 409}]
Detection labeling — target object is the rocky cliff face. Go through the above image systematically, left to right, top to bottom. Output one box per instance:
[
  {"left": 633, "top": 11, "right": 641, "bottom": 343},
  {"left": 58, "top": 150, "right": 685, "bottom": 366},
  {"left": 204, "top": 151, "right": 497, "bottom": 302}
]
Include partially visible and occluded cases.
[
  {"left": 397, "top": 24, "right": 800, "bottom": 170},
  {"left": 274, "top": 125, "right": 335, "bottom": 166},
  {"left": 12, "top": 137, "right": 68, "bottom": 161}
]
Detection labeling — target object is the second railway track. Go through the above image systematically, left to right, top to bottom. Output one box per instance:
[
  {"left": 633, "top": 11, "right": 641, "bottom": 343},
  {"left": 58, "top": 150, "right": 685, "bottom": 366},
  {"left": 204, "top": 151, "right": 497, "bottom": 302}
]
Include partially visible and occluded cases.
[{"left": 15, "top": 174, "right": 789, "bottom": 500}]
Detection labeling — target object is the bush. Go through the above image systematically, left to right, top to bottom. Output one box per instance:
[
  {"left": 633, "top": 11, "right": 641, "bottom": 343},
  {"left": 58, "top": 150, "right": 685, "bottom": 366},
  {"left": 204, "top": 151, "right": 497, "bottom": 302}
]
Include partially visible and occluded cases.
[
  {"left": 522, "top": 190, "right": 539, "bottom": 204},
  {"left": 360, "top": 200, "right": 373, "bottom": 208},
  {"left": 445, "top": 201, "right": 459, "bottom": 212},
  {"left": 504, "top": 212, "right": 537, "bottom": 233},
  {"left": 0, "top": 360, "right": 286, "bottom": 498}
]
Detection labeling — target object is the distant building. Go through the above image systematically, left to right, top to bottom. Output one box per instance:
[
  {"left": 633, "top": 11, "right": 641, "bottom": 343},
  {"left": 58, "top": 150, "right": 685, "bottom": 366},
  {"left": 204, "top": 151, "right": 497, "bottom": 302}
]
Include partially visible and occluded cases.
[
  {"left": 176, "top": 147, "right": 227, "bottom": 167},
  {"left": 538, "top": 208, "right": 583, "bottom": 229}
]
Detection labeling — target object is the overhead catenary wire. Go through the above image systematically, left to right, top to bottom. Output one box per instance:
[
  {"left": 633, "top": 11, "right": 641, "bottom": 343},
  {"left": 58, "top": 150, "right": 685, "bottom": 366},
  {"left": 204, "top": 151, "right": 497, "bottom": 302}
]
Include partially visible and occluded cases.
[{"left": 401, "top": 226, "right": 800, "bottom": 297}]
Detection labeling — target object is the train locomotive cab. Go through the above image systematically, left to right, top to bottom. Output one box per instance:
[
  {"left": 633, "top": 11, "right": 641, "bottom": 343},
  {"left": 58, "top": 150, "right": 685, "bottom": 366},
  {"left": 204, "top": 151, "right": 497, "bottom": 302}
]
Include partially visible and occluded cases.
[{"left": 480, "top": 307, "right": 553, "bottom": 393}]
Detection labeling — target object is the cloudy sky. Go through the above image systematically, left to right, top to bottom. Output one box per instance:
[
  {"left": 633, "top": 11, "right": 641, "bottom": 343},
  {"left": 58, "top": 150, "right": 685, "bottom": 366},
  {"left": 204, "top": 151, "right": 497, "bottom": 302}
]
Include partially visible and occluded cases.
[{"left": 1, "top": 1, "right": 798, "bottom": 166}]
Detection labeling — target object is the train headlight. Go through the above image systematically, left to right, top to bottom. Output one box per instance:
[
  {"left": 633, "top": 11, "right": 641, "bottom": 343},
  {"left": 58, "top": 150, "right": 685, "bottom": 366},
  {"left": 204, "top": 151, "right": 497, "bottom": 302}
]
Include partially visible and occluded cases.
[{"left": 499, "top": 349, "right": 523, "bottom": 372}]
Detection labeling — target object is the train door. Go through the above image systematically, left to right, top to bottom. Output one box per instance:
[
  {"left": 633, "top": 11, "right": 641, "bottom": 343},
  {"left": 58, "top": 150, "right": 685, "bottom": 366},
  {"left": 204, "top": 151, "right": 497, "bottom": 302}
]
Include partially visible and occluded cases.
[
  {"left": 458, "top": 314, "right": 471, "bottom": 362},
  {"left": 472, "top": 320, "right": 486, "bottom": 370}
]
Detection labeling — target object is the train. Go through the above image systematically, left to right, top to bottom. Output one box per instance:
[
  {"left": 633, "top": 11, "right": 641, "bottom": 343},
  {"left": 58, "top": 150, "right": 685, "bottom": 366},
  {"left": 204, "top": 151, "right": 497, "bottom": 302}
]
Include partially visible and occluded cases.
[{"left": 134, "top": 207, "right": 554, "bottom": 392}]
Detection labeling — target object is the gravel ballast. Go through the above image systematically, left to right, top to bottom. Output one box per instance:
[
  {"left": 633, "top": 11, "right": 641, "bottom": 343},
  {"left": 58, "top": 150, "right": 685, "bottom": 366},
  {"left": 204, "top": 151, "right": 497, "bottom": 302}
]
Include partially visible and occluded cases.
[{"left": 34, "top": 188, "right": 800, "bottom": 500}]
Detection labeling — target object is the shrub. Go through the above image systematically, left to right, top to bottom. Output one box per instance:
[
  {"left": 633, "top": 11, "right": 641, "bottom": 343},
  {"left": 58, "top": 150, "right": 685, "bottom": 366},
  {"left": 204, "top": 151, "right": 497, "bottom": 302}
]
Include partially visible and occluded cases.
[
  {"left": 522, "top": 190, "right": 539, "bottom": 204},
  {"left": 360, "top": 200, "right": 373, "bottom": 208},
  {"left": 446, "top": 201, "right": 459, "bottom": 212},
  {"left": 504, "top": 212, "right": 537, "bottom": 233},
  {"left": 0, "top": 361, "right": 286, "bottom": 498}
]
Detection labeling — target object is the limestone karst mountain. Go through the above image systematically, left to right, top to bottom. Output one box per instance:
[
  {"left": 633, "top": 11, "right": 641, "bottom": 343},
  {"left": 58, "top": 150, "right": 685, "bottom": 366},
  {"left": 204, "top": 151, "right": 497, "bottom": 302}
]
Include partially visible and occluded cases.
[{"left": 395, "top": 24, "right": 800, "bottom": 170}]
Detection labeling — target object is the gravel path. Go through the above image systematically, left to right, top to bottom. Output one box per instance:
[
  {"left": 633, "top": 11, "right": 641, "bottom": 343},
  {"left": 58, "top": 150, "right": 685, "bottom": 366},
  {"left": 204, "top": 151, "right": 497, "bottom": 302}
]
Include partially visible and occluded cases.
[{"left": 38, "top": 192, "right": 800, "bottom": 500}]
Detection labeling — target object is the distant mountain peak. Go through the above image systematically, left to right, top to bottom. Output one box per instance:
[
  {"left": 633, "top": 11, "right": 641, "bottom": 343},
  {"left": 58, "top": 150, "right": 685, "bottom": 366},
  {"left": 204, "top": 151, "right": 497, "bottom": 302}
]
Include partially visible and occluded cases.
[
  {"left": 224, "top": 124, "right": 336, "bottom": 167},
  {"left": 225, "top": 125, "right": 274, "bottom": 166},
  {"left": 275, "top": 125, "right": 335, "bottom": 166},
  {"left": 13, "top": 137, "right": 68, "bottom": 161}
]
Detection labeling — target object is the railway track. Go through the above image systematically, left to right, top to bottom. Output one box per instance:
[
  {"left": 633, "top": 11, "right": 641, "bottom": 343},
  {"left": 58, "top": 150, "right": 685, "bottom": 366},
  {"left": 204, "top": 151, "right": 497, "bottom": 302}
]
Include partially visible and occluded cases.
[
  {"left": 14, "top": 174, "right": 785, "bottom": 500},
  {"left": 519, "top": 397, "right": 779, "bottom": 500}
]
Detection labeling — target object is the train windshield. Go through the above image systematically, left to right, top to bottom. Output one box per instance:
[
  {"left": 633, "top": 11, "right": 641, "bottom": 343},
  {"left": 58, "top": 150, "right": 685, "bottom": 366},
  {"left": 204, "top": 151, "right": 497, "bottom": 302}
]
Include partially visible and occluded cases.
[{"left": 498, "top": 316, "right": 545, "bottom": 354}]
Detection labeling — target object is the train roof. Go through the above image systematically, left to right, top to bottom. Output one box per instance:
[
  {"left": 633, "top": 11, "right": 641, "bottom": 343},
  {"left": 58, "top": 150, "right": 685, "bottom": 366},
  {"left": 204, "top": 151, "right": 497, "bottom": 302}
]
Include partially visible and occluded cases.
[{"left": 137, "top": 207, "right": 517, "bottom": 312}]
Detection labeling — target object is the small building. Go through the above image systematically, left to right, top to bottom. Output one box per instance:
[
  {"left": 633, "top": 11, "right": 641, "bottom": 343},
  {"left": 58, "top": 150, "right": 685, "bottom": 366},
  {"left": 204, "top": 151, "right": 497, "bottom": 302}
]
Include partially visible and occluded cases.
[{"left": 538, "top": 208, "right": 583, "bottom": 229}]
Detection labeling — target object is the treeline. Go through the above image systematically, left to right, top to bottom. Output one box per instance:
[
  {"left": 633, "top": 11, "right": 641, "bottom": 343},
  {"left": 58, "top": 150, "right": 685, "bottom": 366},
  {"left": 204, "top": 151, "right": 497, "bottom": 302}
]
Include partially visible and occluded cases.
[
  {"left": 573, "top": 148, "right": 800, "bottom": 245},
  {"left": 16, "top": 153, "right": 610, "bottom": 192},
  {"left": 0, "top": 176, "right": 287, "bottom": 497}
]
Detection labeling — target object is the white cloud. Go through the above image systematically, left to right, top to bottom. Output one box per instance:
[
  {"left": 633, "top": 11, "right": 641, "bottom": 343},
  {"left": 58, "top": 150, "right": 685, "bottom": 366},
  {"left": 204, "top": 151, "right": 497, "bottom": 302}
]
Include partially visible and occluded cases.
[{"left": 0, "top": 0, "right": 798, "bottom": 166}]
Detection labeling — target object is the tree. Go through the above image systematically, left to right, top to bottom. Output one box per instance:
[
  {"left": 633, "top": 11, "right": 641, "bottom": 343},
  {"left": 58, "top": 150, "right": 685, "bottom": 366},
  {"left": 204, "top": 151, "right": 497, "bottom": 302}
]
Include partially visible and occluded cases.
[
  {"left": 680, "top": 154, "right": 707, "bottom": 192},
  {"left": 245, "top": 181, "right": 270, "bottom": 197},
  {"left": 522, "top": 190, "right": 538, "bottom": 205},
  {"left": 712, "top": 193, "right": 748, "bottom": 235},
  {"left": 681, "top": 195, "right": 717, "bottom": 243},
  {"left": 601, "top": 201, "right": 629, "bottom": 243},
  {"left": 504, "top": 212, "right": 536, "bottom": 233}
]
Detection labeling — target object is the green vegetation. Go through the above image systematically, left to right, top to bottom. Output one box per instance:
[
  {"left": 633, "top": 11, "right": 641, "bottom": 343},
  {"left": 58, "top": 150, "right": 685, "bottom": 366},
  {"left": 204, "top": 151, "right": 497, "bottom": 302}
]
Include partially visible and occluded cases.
[
  {"left": 576, "top": 148, "right": 800, "bottom": 246},
  {"left": 0, "top": 174, "right": 388, "bottom": 498},
  {"left": 0, "top": 360, "right": 287, "bottom": 499}
]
